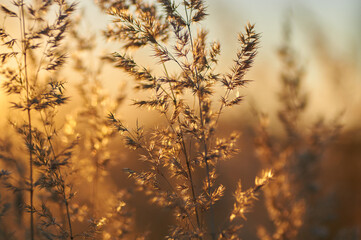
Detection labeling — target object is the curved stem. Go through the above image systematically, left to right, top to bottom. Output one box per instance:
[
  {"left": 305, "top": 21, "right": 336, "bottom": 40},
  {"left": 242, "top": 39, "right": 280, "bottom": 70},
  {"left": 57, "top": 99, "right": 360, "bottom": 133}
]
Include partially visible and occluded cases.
[
  {"left": 19, "top": 1, "right": 34, "bottom": 239},
  {"left": 183, "top": 3, "right": 216, "bottom": 239},
  {"left": 161, "top": 61, "right": 201, "bottom": 230},
  {"left": 39, "top": 111, "right": 74, "bottom": 239},
  {"left": 64, "top": 191, "right": 74, "bottom": 240}
]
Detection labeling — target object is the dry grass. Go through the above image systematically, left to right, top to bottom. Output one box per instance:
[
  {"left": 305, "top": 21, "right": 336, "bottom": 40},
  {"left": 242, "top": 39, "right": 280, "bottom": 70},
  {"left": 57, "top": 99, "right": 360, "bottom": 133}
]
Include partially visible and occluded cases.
[
  {"left": 0, "top": 1, "right": 359, "bottom": 240},
  {"left": 0, "top": 1, "right": 77, "bottom": 239},
  {"left": 105, "top": 1, "right": 273, "bottom": 239},
  {"left": 255, "top": 19, "right": 342, "bottom": 240}
]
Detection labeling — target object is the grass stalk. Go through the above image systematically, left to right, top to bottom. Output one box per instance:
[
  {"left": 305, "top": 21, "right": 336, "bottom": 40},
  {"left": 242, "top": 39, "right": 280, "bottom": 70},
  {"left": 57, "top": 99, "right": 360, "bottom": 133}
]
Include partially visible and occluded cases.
[
  {"left": 19, "top": 1, "right": 34, "bottom": 239},
  {"left": 183, "top": 3, "right": 216, "bottom": 238},
  {"left": 161, "top": 61, "right": 201, "bottom": 230},
  {"left": 40, "top": 112, "right": 74, "bottom": 240},
  {"left": 64, "top": 190, "right": 74, "bottom": 240}
]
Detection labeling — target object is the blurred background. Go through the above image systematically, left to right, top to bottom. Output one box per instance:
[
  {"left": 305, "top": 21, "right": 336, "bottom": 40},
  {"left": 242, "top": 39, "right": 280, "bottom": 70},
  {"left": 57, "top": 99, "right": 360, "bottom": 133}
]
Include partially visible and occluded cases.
[{"left": 0, "top": 0, "right": 360, "bottom": 239}]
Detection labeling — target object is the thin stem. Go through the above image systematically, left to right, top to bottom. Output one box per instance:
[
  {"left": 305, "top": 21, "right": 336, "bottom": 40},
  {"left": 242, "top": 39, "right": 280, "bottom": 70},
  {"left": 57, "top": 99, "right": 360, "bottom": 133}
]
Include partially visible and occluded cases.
[
  {"left": 20, "top": 1, "right": 34, "bottom": 239},
  {"left": 184, "top": 3, "right": 216, "bottom": 239},
  {"left": 127, "top": 18, "right": 187, "bottom": 76},
  {"left": 34, "top": 41, "right": 49, "bottom": 85},
  {"left": 161, "top": 61, "right": 201, "bottom": 230},
  {"left": 216, "top": 88, "right": 231, "bottom": 125},
  {"left": 39, "top": 111, "right": 74, "bottom": 239},
  {"left": 163, "top": 111, "right": 201, "bottom": 230},
  {"left": 40, "top": 112, "right": 56, "bottom": 157},
  {"left": 125, "top": 130, "right": 197, "bottom": 230},
  {"left": 182, "top": 138, "right": 201, "bottom": 228},
  {"left": 148, "top": 147, "right": 197, "bottom": 231},
  {"left": 93, "top": 154, "right": 99, "bottom": 217},
  {"left": 63, "top": 190, "right": 74, "bottom": 240}
]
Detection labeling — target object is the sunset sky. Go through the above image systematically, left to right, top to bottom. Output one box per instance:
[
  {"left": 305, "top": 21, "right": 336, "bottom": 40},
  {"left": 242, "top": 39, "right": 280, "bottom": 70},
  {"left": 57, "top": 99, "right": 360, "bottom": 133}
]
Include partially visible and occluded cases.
[
  {"left": 0, "top": 0, "right": 360, "bottom": 127},
  {"left": 72, "top": 0, "right": 360, "bottom": 128}
]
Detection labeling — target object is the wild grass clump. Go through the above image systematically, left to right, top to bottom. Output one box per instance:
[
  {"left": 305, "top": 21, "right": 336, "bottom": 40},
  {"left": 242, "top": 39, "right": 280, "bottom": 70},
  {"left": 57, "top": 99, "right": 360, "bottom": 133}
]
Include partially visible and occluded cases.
[
  {"left": 103, "top": 0, "right": 272, "bottom": 239},
  {"left": 0, "top": 1, "right": 77, "bottom": 239},
  {"left": 0, "top": 1, "right": 356, "bottom": 240},
  {"left": 0, "top": 1, "right": 140, "bottom": 239},
  {"left": 255, "top": 20, "right": 341, "bottom": 240},
  {"left": 65, "top": 22, "right": 142, "bottom": 239}
]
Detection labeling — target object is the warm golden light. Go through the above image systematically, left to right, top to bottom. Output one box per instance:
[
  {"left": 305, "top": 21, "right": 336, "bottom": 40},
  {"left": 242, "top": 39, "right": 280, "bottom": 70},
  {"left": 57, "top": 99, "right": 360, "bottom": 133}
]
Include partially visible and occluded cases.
[{"left": 0, "top": 0, "right": 359, "bottom": 239}]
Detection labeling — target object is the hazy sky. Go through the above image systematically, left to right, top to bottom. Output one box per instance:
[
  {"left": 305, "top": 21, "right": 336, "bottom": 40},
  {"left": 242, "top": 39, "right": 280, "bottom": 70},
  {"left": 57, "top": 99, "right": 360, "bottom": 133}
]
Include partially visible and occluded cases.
[
  {"left": 0, "top": 0, "right": 359, "bottom": 127},
  {"left": 50, "top": 0, "right": 361, "bottom": 126},
  {"left": 79, "top": 0, "right": 359, "bottom": 56}
]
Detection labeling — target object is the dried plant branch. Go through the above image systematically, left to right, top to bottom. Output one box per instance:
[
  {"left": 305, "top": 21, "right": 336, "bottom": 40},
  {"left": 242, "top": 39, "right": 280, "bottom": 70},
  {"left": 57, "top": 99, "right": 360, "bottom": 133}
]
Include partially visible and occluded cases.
[
  {"left": 1, "top": 0, "right": 76, "bottom": 239},
  {"left": 103, "top": 1, "right": 267, "bottom": 239}
]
